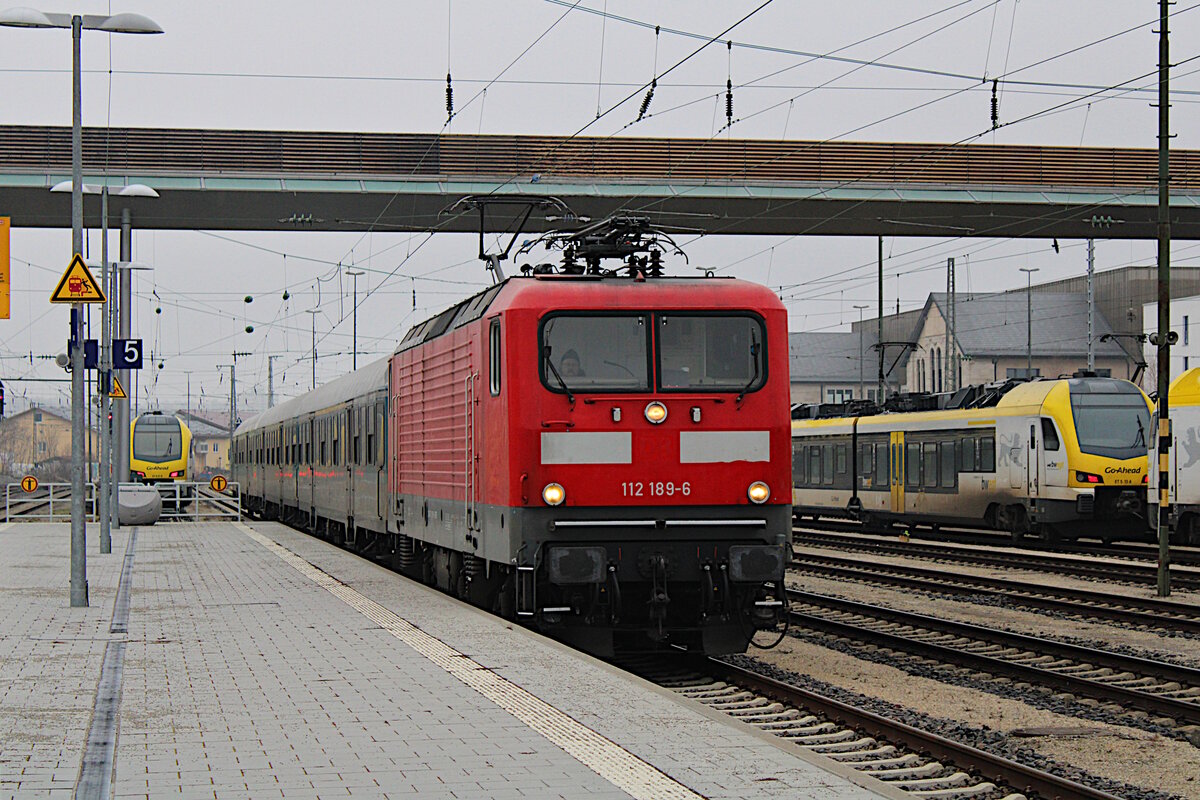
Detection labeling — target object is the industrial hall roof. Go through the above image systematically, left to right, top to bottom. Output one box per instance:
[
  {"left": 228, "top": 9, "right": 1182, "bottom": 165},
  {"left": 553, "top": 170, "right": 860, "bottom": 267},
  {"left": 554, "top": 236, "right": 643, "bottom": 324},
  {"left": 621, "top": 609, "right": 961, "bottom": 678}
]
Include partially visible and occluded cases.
[
  {"left": 3, "top": 125, "right": 1200, "bottom": 239},
  {"left": 923, "top": 292, "right": 1127, "bottom": 359},
  {"left": 789, "top": 331, "right": 881, "bottom": 384}
]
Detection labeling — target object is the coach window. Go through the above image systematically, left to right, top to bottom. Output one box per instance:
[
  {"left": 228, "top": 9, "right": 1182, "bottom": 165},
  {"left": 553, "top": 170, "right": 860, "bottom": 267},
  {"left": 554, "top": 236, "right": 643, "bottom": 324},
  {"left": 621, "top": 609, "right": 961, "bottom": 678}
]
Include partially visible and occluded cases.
[
  {"left": 490, "top": 319, "right": 502, "bottom": 396},
  {"left": 1041, "top": 418, "right": 1060, "bottom": 451},
  {"left": 961, "top": 436, "right": 976, "bottom": 471},
  {"left": 980, "top": 436, "right": 996, "bottom": 472},
  {"left": 939, "top": 441, "right": 956, "bottom": 487},
  {"left": 874, "top": 442, "right": 888, "bottom": 487},
  {"left": 922, "top": 442, "right": 938, "bottom": 488},
  {"left": 859, "top": 443, "right": 872, "bottom": 482},
  {"left": 905, "top": 443, "right": 919, "bottom": 487},
  {"left": 821, "top": 444, "right": 833, "bottom": 485},
  {"left": 835, "top": 444, "right": 847, "bottom": 478},
  {"left": 793, "top": 446, "right": 806, "bottom": 485},
  {"left": 808, "top": 447, "right": 821, "bottom": 488}
]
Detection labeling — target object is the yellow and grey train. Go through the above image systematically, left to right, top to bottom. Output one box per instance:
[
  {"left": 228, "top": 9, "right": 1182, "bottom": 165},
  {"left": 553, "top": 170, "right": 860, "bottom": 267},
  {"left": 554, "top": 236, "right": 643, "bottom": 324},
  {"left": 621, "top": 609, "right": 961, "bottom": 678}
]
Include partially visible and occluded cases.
[
  {"left": 792, "top": 376, "right": 1152, "bottom": 542},
  {"left": 129, "top": 411, "right": 195, "bottom": 485}
]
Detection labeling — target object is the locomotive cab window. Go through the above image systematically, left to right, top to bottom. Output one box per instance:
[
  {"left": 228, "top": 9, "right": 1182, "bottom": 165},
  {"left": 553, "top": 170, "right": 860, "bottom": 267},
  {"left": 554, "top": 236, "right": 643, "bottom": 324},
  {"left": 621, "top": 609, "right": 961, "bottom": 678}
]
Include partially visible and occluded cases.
[
  {"left": 540, "top": 313, "right": 649, "bottom": 393},
  {"left": 658, "top": 314, "right": 766, "bottom": 392},
  {"left": 489, "top": 318, "right": 501, "bottom": 396},
  {"left": 1040, "top": 418, "right": 1061, "bottom": 451}
]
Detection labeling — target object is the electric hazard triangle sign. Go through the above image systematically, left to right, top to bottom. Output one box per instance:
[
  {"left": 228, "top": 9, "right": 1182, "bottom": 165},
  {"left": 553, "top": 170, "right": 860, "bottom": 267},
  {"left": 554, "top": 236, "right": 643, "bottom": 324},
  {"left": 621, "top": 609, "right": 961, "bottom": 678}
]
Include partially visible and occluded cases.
[
  {"left": 50, "top": 253, "right": 106, "bottom": 304},
  {"left": 110, "top": 375, "right": 127, "bottom": 399}
]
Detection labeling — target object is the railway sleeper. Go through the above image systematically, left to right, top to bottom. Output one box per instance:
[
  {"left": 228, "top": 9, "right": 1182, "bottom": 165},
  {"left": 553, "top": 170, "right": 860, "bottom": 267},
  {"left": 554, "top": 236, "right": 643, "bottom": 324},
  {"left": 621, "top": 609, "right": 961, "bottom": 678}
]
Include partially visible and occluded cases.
[
  {"left": 1106, "top": 676, "right": 1159, "bottom": 688},
  {"left": 662, "top": 677, "right": 721, "bottom": 689},
  {"left": 680, "top": 684, "right": 740, "bottom": 698},
  {"left": 1159, "top": 686, "right": 1200, "bottom": 698},
  {"left": 692, "top": 688, "right": 752, "bottom": 702},
  {"left": 713, "top": 696, "right": 775, "bottom": 712},
  {"left": 728, "top": 703, "right": 789, "bottom": 720},
  {"left": 757, "top": 714, "right": 822, "bottom": 730},
  {"left": 777, "top": 722, "right": 838, "bottom": 737},
  {"left": 788, "top": 729, "right": 859, "bottom": 746},
  {"left": 805, "top": 737, "right": 879, "bottom": 754},
  {"left": 839, "top": 750, "right": 915, "bottom": 768},
  {"left": 866, "top": 761, "right": 944, "bottom": 780},
  {"left": 893, "top": 771, "right": 971, "bottom": 791},
  {"left": 910, "top": 782, "right": 999, "bottom": 799}
]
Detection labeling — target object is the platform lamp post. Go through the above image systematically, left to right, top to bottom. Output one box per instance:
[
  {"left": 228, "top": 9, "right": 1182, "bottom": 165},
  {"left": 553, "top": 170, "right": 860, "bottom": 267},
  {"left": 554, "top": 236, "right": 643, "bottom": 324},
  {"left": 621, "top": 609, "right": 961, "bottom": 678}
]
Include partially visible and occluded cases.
[
  {"left": 0, "top": 7, "right": 162, "bottom": 607},
  {"left": 50, "top": 181, "right": 158, "bottom": 555},
  {"left": 1019, "top": 268, "right": 1039, "bottom": 380},
  {"left": 346, "top": 269, "right": 364, "bottom": 370},
  {"left": 853, "top": 304, "right": 868, "bottom": 400}
]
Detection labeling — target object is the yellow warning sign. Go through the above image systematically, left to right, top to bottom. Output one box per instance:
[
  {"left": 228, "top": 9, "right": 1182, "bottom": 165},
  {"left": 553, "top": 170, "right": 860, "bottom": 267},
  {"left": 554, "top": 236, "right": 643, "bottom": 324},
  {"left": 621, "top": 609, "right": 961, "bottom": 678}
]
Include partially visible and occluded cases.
[
  {"left": 0, "top": 217, "right": 10, "bottom": 319},
  {"left": 50, "top": 253, "right": 106, "bottom": 304},
  {"left": 110, "top": 375, "right": 127, "bottom": 399},
  {"left": 21, "top": 475, "right": 38, "bottom": 493},
  {"left": 210, "top": 475, "right": 227, "bottom": 493}
]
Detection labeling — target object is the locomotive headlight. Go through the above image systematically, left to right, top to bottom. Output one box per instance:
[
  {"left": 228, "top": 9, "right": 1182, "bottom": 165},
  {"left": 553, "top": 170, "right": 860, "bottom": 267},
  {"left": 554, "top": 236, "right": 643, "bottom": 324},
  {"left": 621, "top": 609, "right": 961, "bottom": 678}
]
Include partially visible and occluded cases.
[
  {"left": 644, "top": 401, "right": 668, "bottom": 424},
  {"left": 169, "top": 470, "right": 184, "bottom": 478},
  {"left": 747, "top": 481, "right": 771, "bottom": 504},
  {"left": 542, "top": 482, "right": 566, "bottom": 506}
]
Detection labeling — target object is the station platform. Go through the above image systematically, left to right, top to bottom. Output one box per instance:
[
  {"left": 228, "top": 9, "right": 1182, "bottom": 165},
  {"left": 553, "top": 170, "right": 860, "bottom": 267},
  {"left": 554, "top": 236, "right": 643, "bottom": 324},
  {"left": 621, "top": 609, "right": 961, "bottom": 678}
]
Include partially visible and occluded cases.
[{"left": 0, "top": 519, "right": 898, "bottom": 800}]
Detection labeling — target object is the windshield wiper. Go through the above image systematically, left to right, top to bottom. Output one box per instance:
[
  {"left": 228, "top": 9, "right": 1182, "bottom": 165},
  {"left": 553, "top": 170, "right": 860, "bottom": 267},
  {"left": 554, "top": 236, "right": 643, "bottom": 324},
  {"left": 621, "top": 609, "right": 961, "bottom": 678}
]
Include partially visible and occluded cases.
[
  {"left": 735, "top": 334, "right": 761, "bottom": 405},
  {"left": 543, "top": 345, "right": 575, "bottom": 404},
  {"left": 1134, "top": 416, "right": 1146, "bottom": 447}
]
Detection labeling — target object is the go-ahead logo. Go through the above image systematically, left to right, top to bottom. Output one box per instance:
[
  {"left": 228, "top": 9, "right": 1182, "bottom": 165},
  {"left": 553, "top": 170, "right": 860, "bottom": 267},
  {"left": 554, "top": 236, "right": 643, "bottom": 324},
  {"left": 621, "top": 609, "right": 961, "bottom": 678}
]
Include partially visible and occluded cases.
[{"left": 1104, "top": 466, "right": 1142, "bottom": 474}]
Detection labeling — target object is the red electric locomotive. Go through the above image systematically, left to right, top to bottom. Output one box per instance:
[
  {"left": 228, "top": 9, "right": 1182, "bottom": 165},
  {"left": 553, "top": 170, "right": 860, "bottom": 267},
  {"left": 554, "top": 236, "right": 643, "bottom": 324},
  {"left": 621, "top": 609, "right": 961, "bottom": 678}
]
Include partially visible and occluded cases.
[{"left": 236, "top": 214, "right": 792, "bottom": 655}]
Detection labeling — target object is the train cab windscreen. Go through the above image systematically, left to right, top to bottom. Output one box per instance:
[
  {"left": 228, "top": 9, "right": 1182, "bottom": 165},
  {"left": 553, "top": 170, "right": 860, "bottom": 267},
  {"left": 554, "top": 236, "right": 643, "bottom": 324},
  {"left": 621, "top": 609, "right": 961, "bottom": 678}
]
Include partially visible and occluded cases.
[
  {"left": 540, "top": 312, "right": 766, "bottom": 394},
  {"left": 541, "top": 314, "right": 650, "bottom": 392},
  {"left": 658, "top": 314, "right": 765, "bottom": 392},
  {"left": 1068, "top": 383, "right": 1150, "bottom": 460},
  {"left": 133, "top": 416, "right": 183, "bottom": 462}
]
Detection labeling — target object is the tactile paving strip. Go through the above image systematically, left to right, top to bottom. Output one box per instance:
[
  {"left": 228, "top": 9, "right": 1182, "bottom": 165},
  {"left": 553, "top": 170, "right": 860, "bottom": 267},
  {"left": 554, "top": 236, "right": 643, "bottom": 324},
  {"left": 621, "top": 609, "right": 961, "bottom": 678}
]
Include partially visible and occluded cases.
[{"left": 236, "top": 522, "right": 704, "bottom": 800}]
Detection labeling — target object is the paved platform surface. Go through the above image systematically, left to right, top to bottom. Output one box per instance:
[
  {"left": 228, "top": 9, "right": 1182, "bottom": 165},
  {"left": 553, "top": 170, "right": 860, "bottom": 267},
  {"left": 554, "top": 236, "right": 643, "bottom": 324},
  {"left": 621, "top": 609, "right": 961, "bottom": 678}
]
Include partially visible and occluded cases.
[{"left": 0, "top": 519, "right": 897, "bottom": 799}]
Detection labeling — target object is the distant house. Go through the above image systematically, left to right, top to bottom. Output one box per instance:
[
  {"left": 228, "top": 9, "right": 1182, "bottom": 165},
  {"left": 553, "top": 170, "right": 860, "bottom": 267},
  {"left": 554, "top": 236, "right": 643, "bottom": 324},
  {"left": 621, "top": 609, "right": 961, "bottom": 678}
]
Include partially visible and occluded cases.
[
  {"left": 788, "top": 331, "right": 885, "bottom": 405},
  {"left": 0, "top": 406, "right": 99, "bottom": 480},
  {"left": 175, "top": 411, "right": 231, "bottom": 474}
]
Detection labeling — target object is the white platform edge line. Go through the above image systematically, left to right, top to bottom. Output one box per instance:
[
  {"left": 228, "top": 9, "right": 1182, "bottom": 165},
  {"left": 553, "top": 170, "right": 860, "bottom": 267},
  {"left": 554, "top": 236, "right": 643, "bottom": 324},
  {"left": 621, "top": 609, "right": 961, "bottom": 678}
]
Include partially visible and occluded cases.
[{"left": 235, "top": 522, "right": 704, "bottom": 800}]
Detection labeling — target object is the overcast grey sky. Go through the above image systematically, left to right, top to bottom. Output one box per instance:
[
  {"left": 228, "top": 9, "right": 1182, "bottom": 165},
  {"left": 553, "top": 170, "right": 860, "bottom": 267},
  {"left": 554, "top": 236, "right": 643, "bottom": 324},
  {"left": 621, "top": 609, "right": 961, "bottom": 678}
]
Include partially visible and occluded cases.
[{"left": 2, "top": 1, "right": 1199, "bottom": 414}]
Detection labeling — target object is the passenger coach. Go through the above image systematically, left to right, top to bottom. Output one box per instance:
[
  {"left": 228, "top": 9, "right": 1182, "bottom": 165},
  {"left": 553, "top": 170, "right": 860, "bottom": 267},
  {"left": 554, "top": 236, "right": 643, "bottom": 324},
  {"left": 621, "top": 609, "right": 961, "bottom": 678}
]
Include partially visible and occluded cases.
[
  {"left": 234, "top": 265, "right": 792, "bottom": 655},
  {"left": 792, "top": 376, "right": 1151, "bottom": 542}
]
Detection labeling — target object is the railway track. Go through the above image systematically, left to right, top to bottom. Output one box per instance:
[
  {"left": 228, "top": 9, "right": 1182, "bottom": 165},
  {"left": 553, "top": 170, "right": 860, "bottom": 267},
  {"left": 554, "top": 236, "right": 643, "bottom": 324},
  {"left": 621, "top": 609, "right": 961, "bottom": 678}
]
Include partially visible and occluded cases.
[
  {"left": 795, "top": 519, "right": 1200, "bottom": 568},
  {"left": 794, "top": 529, "right": 1200, "bottom": 590},
  {"left": 789, "top": 552, "right": 1200, "bottom": 635},
  {"left": 786, "top": 589, "right": 1200, "bottom": 730},
  {"left": 625, "top": 655, "right": 1131, "bottom": 800}
]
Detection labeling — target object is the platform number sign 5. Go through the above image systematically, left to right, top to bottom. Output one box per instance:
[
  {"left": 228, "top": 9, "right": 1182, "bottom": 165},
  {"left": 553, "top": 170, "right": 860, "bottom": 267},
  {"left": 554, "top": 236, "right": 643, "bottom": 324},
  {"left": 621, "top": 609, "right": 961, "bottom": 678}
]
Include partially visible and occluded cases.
[{"left": 112, "top": 339, "right": 143, "bottom": 369}]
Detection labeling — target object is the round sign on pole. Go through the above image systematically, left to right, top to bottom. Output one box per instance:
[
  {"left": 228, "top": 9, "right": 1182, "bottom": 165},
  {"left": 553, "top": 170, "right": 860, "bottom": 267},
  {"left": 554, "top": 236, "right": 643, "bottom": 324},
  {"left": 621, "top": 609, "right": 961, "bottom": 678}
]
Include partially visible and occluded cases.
[
  {"left": 21, "top": 475, "right": 39, "bottom": 493},
  {"left": 210, "top": 475, "right": 228, "bottom": 493}
]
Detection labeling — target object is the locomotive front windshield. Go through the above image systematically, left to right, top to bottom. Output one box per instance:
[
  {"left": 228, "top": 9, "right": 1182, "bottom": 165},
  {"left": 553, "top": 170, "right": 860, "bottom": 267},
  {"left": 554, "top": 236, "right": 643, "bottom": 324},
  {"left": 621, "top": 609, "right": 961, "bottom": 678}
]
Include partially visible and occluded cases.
[
  {"left": 540, "top": 312, "right": 766, "bottom": 393},
  {"left": 1069, "top": 390, "right": 1150, "bottom": 460},
  {"left": 133, "top": 416, "right": 183, "bottom": 462}
]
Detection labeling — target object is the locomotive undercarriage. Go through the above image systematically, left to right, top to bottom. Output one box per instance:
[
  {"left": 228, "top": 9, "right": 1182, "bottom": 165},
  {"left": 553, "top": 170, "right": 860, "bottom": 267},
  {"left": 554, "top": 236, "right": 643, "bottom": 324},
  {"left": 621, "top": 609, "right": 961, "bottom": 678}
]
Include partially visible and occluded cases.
[{"left": 244, "top": 492, "right": 790, "bottom": 656}]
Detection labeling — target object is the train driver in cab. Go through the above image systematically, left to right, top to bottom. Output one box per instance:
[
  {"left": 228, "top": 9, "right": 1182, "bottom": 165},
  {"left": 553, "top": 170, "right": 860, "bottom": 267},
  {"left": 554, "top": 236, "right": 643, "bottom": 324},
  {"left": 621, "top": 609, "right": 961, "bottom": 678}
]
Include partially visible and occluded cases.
[{"left": 560, "top": 349, "right": 584, "bottom": 378}]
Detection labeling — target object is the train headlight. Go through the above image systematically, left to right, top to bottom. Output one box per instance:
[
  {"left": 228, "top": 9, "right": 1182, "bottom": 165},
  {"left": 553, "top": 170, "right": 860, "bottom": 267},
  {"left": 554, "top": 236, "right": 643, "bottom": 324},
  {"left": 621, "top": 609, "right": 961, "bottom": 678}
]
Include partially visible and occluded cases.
[
  {"left": 644, "top": 401, "right": 668, "bottom": 424},
  {"left": 169, "top": 470, "right": 184, "bottom": 478},
  {"left": 747, "top": 481, "right": 770, "bottom": 504},
  {"left": 542, "top": 482, "right": 566, "bottom": 506}
]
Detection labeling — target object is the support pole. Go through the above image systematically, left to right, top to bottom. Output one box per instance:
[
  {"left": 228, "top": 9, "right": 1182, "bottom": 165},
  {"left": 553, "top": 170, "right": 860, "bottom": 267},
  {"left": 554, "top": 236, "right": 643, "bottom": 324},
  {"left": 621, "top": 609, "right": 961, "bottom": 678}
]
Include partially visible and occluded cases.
[
  {"left": 1156, "top": 0, "right": 1172, "bottom": 597},
  {"left": 69, "top": 14, "right": 87, "bottom": 607},
  {"left": 99, "top": 187, "right": 111, "bottom": 554},
  {"left": 116, "top": 210, "right": 132, "bottom": 496},
  {"left": 877, "top": 236, "right": 884, "bottom": 399},
  {"left": 1087, "top": 239, "right": 1095, "bottom": 371}
]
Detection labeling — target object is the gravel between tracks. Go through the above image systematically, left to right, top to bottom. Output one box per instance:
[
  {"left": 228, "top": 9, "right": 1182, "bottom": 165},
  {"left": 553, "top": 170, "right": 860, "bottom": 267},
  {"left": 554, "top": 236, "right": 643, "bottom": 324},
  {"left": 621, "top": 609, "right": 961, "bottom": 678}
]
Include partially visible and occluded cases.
[{"left": 779, "top": 542, "right": 1200, "bottom": 798}]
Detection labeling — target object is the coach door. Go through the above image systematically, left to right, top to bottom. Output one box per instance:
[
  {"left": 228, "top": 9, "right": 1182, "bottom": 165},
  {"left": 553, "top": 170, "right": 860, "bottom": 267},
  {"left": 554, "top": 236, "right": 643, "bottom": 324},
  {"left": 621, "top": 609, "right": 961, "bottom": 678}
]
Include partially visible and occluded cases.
[{"left": 889, "top": 431, "right": 905, "bottom": 513}]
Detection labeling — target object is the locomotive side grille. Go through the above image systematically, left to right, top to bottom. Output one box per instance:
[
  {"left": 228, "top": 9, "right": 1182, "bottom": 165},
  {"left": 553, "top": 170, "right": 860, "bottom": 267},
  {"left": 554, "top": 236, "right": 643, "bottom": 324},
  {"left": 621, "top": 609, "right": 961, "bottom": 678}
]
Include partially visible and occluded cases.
[
  {"left": 396, "top": 338, "right": 472, "bottom": 497},
  {"left": 1076, "top": 494, "right": 1096, "bottom": 515}
]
